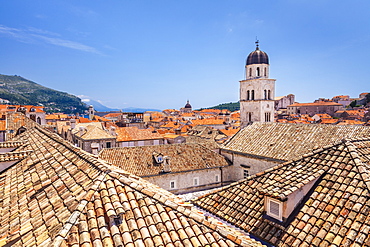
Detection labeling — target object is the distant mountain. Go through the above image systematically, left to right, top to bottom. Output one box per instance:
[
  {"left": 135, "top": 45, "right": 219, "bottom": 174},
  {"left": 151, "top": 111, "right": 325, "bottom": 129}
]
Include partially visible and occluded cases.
[
  {"left": 0, "top": 74, "right": 87, "bottom": 113},
  {"left": 81, "top": 97, "right": 161, "bottom": 113},
  {"left": 81, "top": 98, "right": 120, "bottom": 112},
  {"left": 201, "top": 101, "right": 240, "bottom": 112},
  {"left": 121, "top": 107, "right": 161, "bottom": 113}
]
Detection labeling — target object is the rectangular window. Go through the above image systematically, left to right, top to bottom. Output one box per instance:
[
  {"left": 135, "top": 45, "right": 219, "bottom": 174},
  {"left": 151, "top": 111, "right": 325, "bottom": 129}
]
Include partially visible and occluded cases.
[
  {"left": 106, "top": 142, "right": 111, "bottom": 148},
  {"left": 243, "top": 169, "right": 249, "bottom": 179},
  {"left": 215, "top": 175, "right": 219, "bottom": 183},
  {"left": 193, "top": 177, "right": 199, "bottom": 186},
  {"left": 170, "top": 180, "right": 176, "bottom": 189},
  {"left": 266, "top": 197, "right": 283, "bottom": 221}
]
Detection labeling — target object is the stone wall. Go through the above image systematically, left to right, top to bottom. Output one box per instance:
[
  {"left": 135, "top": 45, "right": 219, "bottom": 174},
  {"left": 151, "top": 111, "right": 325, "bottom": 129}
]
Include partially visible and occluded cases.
[
  {"left": 221, "top": 149, "right": 281, "bottom": 180},
  {"left": 144, "top": 167, "right": 228, "bottom": 194}
]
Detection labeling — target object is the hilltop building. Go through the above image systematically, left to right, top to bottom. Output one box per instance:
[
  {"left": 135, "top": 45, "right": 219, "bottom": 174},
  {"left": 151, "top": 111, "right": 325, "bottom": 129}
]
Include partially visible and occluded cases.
[{"left": 240, "top": 41, "right": 276, "bottom": 127}]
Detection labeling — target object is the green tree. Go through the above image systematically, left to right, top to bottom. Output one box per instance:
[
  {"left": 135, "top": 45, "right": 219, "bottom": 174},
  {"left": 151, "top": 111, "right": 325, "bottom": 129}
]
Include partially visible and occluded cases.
[{"left": 349, "top": 100, "right": 357, "bottom": 108}]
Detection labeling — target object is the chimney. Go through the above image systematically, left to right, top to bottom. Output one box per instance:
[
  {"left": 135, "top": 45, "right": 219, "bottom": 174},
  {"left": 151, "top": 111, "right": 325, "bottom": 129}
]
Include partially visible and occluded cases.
[
  {"left": 70, "top": 119, "right": 76, "bottom": 129},
  {"left": 79, "top": 126, "right": 85, "bottom": 136},
  {"left": 110, "top": 126, "right": 116, "bottom": 136},
  {"left": 163, "top": 156, "right": 171, "bottom": 173}
]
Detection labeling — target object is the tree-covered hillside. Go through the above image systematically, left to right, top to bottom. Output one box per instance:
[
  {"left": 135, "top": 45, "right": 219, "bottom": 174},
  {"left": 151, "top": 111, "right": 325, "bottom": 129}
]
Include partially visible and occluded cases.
[
  {"left": 0, "top": 74, "right": 87, "bottom": 113},
  {"left": 206, "top": 101, "right": 240, "bottom": 112}
]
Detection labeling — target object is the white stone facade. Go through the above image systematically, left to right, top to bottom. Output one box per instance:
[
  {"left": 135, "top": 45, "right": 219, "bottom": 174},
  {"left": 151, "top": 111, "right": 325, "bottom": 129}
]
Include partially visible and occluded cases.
[
  {"left": 240, "top": 68, "right": 275, "bottom": 126},
  {"left": 221, "top": 150, "right": 281, "bottom": 179}
]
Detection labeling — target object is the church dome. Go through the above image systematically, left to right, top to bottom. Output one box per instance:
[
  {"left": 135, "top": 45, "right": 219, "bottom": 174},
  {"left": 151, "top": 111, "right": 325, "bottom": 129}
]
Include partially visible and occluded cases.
[
  {"left": 246, "top": 41, "right": 269, "bottom": 65},
  {"left": 184, "top": 100, "right": 192, "bottom": 108}
]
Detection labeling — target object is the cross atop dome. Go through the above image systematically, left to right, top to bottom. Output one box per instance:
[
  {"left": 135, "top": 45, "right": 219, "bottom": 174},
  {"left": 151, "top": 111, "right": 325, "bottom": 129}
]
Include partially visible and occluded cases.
[{"left": 255, "top": 39, "right": 259, "bottom": 50}]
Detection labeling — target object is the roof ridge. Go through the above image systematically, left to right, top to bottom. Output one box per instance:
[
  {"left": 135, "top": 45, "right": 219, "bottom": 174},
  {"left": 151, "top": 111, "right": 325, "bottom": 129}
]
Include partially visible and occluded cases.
[
  {"left": 35, "top": 126, "right": 113, "bottom": 173},
  {"left": 197, "top": 137, "right": 359, "bottom": 201},
  {"left": 344, "top": 140, "right": 370, "bottom": 192},
  {"left": 107, "top": 171, "right": 257, "bottom": 246},
  {"left": 52, "top": 172, "right": 109, "bottom": 247}
]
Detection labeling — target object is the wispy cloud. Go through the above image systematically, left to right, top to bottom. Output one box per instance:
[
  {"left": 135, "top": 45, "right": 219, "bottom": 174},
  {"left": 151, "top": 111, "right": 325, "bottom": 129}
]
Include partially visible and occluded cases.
[{"left": 0, "top": 24, "right": 102, "bottom": 55}]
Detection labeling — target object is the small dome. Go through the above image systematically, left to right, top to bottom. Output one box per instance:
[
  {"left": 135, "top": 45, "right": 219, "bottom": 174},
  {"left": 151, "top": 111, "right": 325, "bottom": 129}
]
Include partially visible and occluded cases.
[
  {"left": 246, "top": 41, "right": 269, "bottom": 65},
  {"left": 184, "top": 100, "right": 192, "bottom": 109}
]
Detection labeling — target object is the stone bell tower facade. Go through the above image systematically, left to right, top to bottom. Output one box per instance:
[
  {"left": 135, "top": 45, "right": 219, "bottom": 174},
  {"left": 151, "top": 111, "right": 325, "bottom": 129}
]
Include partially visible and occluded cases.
[{"left": 240, "top": 41, "right": 275, "bottom": 127}]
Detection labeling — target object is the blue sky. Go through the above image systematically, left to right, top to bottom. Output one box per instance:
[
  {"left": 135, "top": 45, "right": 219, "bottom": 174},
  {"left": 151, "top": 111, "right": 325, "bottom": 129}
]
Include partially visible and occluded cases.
[{"left": 1, "top": 1, "right": 369, "bottom": 110}]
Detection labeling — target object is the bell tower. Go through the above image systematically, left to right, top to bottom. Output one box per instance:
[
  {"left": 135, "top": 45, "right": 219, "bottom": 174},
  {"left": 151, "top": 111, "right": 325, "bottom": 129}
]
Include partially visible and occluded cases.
[{"left": 240, "top": 41, "right": 275, "bottom": 127}]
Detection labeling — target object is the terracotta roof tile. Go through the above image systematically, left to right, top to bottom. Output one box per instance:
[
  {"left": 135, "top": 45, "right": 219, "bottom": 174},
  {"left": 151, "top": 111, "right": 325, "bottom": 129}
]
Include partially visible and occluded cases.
[
  {"left": 288, "top": 102, "right": 342, "bottom": 107},
  {"left": 0, "top": 118, "right": 260, "bottom": 246},
  {"left": 222, "top": 123, "right": 370, "bottom": 162},
  {"left": 75, "top": 125, "right": 115, "bottom": 140},
  {"left": 115, "top": 127, "right": 163, "bottom": 142},
  {"left": 194, "top": 138, "right": 370, "bottom": 246},
  {"left": 99, "top": 143, "right": 229, "bottom": 177}
]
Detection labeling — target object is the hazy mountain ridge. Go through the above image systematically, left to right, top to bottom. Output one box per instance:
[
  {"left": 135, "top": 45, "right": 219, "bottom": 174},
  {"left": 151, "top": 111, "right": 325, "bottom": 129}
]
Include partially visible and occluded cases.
[{"left": 0, "top": 74, "right": 87, "bottom": 113}]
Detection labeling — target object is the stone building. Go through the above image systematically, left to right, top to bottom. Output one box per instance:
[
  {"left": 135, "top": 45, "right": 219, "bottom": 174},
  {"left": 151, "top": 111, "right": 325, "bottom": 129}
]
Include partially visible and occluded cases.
[
  {"left": 240, "top": 41, "right": 276, "bottom": 127},
  {"left": 275, "top": 94, "right": 295, "bottom": 110},
  {"left": 180, "top": 100, "right": 192, "bottom": 113},
  {"left": 287, "top": 101, "right": 343, "bottom": 116},
  {"left": 0, "top": 104, "right": 46, "bottom": 125},
  {"left": 0, "top": 113, "right": 262, "bottom": 246},
  {"left": 220, "top": 122, "right": 370, "bottom": 180},
  {"left": 73, "top": 124, "right": 117, "bottom": 154},
  {"left": 115, "top": 126, "right": 164, "bottom": 147},
  {"left": 194, "top": 137, "right": 370, "bottom": 246},
  {"left": 99, "top": 143, "right": 232, "bottom": 194}
]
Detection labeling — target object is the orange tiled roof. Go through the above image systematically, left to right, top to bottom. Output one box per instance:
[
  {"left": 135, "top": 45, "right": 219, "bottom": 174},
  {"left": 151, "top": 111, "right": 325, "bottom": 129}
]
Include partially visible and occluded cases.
[
  {"left": 288, "top": 102, "right": 342, "bottom": 107},
  {"left": 103, "top": 112, "right": 122, "bottom": 118},
  {"left": 181, "top": 112, "right": 195, "bottom": 117},
  {"left": 45, "top": 114, "right": 59, "bottom": 120},
  {"left": 93, "top": 115, "right": 111, "bottom": 122},
  {"left": 77, "top": 117, "right": 92, "bottom": 123},
  {"left": 320, "top": 118, "right": 339, "bottom": 124},
  {"left": 191, "top": 119, "right": 225, "bottom": 126},
  {"left": 0, "top": 120, "right": 5, "bottom": 131},
  {"left": 337, "top": 120, "right": 365, "bottom": 125},
  {"left": 160, "top": 121, "right": 180, "bottom": 128},
  {"left": 222, "top": 122, "right": 370, "bottom": 162},
  {"left": 0, "top": 124, "right": 262, "bottom": 246},
  {"left": 115, "top": 127, "right": 163, "bottom": 142},
  {"left": 220, "top": 128, "right": 239, "bottom": 136},
  {"left": 194, "top": 138, "right": 370, "bottom": 246},
  {"left": 99, "top": 143, "right": 230, "bottom": 177}
]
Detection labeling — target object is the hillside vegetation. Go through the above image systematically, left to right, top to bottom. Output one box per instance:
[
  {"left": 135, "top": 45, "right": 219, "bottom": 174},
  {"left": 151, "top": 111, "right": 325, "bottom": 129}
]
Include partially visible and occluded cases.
[
  {"left": 0, "top": 74, "right": 87, "bottom": 113},
  {"left": 206, "top": 101, "right": 240, "bottom": 112}
]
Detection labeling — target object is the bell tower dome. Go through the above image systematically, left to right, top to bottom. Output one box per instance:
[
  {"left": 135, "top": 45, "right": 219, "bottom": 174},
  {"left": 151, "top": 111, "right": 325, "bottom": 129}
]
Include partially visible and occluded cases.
[
  {"left": 246, "top": 40, "right": 269, "bottom": 79},
  {"left": 240, "top": 41, "right": 276, "bottom": 127}
]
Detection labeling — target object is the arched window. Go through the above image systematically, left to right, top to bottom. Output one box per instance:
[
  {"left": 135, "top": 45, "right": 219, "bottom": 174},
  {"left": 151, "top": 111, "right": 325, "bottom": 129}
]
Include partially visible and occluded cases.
[
  {"left": 256, "top": 67, "right": 260, "bottom": 77},
  {"left": 264, "top": 67, "right": 267, "bottom": 77},
  {"left": 247, "top": 90, "right": 250, "bottom": 100},
  {"left": 251, "top": 90, "right": 255, "bottom": 100},
  {"left": 264, "top": 90, "right": 267, "bottom": 100},
  {"left": 268, "top": 90, "right": 271, "bottom": 100},
  {"left": 264, "top": 112, "right": 271, "bottom": 122},
  {"left": 37, "top": 117, "right": 41, "bottom": 124}
]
